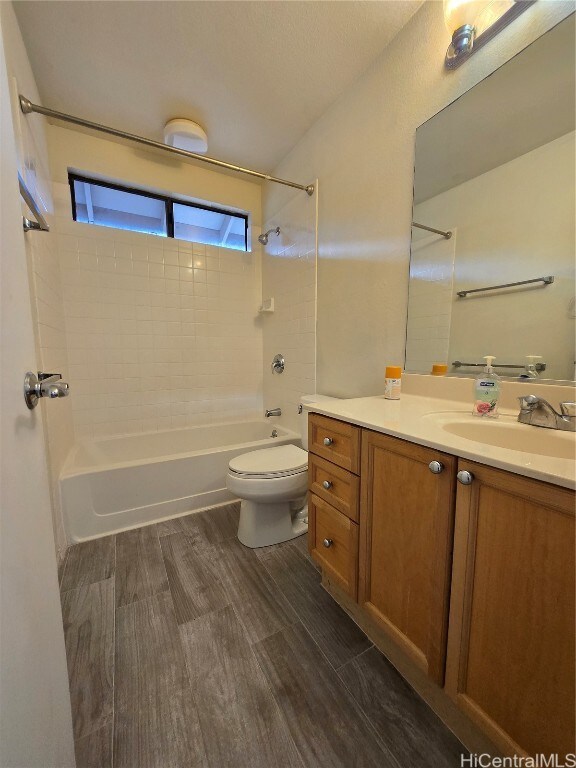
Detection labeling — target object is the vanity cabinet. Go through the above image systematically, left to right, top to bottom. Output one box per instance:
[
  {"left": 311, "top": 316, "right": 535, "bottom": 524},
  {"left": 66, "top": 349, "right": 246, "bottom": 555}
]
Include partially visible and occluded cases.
[
  {"left": 307, "top": 412, "right": 576, "bottom": 756},
  {"left": 308, "top": 414, "right": 361, "bottom": 598},
  {"left": 358, "top": 430, "right": 457, "bottom": 685},
  {"left": 445, "top": 460, "right": 576, "bottom": 758}
]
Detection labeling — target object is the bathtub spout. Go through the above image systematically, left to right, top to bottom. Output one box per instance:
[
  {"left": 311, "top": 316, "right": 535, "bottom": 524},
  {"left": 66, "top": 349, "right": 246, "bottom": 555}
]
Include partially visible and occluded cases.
[{"left": 265, "top": 408, "right": 281, "bottom": 417}]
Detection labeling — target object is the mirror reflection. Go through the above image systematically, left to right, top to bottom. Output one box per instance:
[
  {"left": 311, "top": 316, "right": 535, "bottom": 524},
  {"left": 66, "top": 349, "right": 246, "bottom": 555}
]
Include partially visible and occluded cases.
[{"left": 406, "top": 15, "right": 575, "bottom": 382}]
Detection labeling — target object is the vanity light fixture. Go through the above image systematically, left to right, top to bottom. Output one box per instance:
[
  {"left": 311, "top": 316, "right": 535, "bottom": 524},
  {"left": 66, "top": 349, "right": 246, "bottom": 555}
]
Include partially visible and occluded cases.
[{"left": 444, "top": 0, "right": 536, "bottom": 69}]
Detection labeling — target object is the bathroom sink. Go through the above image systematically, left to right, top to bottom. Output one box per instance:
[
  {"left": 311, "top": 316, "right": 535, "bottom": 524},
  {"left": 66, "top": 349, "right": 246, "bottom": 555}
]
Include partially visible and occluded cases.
[{"left": 424, "top": 413, "right": 576, "bottom": 459}]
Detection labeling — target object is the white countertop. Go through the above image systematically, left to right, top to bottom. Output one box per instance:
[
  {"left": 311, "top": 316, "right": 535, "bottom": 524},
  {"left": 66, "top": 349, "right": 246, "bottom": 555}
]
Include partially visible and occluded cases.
[{"left": 305, "top": 393, "right": 576, "bottom": 490}]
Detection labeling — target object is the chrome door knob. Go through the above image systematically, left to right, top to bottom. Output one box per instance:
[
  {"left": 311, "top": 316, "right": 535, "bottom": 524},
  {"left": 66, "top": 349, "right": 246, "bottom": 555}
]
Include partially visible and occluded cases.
[
  {"left": 323, "top": 437, "right": 333, "bottom": 446},
  {"left": 428, "top": 461, "right": 444, "bottom": 474},
  {"left": 457, "top": 470, "right": 474, "bottom": 485},
  {"left": 322, "top": 480, "right": 333, "bottom": 490},
  {"left": 323, "top": 538, "right": 333, "bottom": 548}
]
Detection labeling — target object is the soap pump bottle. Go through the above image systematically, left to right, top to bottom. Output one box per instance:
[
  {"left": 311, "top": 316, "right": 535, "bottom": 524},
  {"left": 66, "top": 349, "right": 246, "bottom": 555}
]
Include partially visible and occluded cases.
[{"left": 472, "top": 356, "right": 500, "bottom": 418}]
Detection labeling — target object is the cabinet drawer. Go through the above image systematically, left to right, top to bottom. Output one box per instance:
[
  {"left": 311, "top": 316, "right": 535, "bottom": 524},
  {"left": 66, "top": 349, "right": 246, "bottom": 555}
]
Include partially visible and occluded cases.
[
  {"left": 308, "top": 413, "right": 361, "bottom": 473},
  {"left": 308, "top": 453, "right": 359, "bottom": 522},
  {"left": 308, "top": 493, "right": 358, "bottom": 599}
]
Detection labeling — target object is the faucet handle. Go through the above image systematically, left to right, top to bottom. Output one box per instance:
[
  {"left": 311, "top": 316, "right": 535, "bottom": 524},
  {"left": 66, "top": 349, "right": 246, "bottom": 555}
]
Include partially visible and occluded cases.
[
  {"left": 518, "top": 394, "right": 539, "bottom": 409},
  {"left": 560, "top": 402, "right": 576, "bottom": 418}
]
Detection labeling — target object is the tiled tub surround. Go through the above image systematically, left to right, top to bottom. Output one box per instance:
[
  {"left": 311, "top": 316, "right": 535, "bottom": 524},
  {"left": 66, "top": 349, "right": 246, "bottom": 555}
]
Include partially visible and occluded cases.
[
  {"left": 261, "top": 188, "right": 316, "bottom": 432},
  {"left": 55, "top": 212, "right": 264, "bottom": 440}
]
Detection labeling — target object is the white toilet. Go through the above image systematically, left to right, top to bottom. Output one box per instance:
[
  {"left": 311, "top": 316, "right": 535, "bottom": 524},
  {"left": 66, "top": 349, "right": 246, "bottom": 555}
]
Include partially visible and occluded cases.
[{"left": 227, "top": 395, "right": 336, "bottom": 548}]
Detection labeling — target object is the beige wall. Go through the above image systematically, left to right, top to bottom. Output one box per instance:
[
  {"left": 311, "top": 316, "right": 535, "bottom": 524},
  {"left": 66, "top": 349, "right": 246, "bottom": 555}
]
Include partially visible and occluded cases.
[
  {"left": 264, "top": 0, "right": 574, "bottom": 397},
  {"left": 48, "top": 124, "right": 262, "bottom": 230},
  {"left": 411, "top": 132, "right": 575, "bottom": 381}
]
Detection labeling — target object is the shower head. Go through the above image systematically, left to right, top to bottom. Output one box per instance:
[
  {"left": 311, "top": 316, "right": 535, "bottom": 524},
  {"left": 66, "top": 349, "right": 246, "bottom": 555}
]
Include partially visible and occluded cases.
[{"left": 258, "top": 226, "right": 280, "bottom": 245}]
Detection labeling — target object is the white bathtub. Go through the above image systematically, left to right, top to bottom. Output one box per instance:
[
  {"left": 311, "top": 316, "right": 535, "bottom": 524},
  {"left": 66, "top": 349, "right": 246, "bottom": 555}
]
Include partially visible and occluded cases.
[{"left": 60, "top": 421, "right": 300, "bottom": 542}]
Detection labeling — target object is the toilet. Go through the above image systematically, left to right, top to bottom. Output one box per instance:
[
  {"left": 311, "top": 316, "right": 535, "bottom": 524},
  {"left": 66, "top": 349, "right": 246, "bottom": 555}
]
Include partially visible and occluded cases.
[{"left": 227, "top": 395, "right": 336, "bottom": 548}]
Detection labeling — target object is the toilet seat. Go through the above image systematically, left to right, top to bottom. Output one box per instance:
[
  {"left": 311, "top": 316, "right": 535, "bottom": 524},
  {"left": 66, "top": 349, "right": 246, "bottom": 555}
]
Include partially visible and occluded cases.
[{"left": 229, "top": 444, "right": 307, "bottom": 479}]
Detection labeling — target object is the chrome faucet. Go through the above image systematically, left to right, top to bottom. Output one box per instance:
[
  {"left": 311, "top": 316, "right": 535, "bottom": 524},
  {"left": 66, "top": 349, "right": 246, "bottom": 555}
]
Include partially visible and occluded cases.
[
  {"left": 517, "top": 395, "right": 576, "bottom": 432},
  {"left": 265, "top": 407, "right": 281, "bottom": 418}
]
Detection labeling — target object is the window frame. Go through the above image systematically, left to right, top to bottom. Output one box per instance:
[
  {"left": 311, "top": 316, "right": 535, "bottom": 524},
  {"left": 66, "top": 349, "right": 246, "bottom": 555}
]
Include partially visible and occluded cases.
[{"left": 68, "top": 172, "right": 249, "bottom": 250}]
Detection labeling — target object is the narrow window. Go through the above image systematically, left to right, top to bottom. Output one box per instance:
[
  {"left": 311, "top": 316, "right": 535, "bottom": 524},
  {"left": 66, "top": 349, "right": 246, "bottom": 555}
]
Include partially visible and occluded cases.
[{"left": 69, "top": 173, "right": 248, "bottom": 250}]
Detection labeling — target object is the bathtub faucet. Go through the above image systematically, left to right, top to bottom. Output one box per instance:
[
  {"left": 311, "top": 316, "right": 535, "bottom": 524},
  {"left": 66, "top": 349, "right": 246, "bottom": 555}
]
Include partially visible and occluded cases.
[{"left": 265, "top": 408, "right": 282, "bottom": 418}]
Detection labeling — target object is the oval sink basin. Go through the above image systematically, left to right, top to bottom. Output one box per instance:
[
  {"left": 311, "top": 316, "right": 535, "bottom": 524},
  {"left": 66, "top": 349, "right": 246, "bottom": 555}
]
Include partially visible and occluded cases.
[{"left": 426, "top": 414, "right": 575, "bottom": 460}]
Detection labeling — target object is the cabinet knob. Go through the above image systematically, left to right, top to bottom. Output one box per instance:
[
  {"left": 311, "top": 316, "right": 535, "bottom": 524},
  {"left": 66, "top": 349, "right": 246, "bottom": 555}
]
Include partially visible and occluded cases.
[
  {"left": 323, "top": 437, "right": 333, "bottom": 446},
  {"left": 428, "top": 461, "right": 444, "bottom": 474},
  {"left": 457, "top": 470, "right": 474, "bottom": 485},
  {"left": 322, "top": 480, "right": 333, "bottom": 490},
  {"left": 323, "top": 538, "right": 333, "bottom": 548}
]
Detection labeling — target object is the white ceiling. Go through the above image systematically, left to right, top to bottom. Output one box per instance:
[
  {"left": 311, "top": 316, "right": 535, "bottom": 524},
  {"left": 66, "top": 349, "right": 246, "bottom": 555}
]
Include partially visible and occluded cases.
[{"left": 14, "top": 0, "right": 423, "bottom": 175}]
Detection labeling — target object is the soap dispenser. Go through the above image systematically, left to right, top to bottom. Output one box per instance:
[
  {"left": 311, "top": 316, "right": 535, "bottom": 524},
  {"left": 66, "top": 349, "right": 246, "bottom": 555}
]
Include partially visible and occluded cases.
[{"left": 472, "top": 356, "right": 500, "bottom": 418}]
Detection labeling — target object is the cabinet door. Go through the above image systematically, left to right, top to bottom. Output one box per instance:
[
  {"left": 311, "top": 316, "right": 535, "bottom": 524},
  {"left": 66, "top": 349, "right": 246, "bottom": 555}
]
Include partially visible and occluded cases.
[
  {"left": 359, "top": 431, "right": 456, "bottom": 684},
  {"left": 446, "top": 461, "right": 575, "bottom": 758},
  {"left": 309, "top": 494, "right": 359, "bottom": 599}
]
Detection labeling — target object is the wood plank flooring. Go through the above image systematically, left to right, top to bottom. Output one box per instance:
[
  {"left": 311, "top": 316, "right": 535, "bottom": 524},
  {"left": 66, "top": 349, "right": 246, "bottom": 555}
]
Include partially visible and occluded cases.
[{"left": 60, "top": 501, "right": 467, "bottom": 768}]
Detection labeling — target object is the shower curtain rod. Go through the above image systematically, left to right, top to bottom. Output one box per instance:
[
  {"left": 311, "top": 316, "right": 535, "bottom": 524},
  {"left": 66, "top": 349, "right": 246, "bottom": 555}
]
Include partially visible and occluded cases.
[
  {"left": 19, "top": 95, "right": 315, "bottom": 196},
  {"left": 412, "top": 221, "right": 452, "bottom": 239}
]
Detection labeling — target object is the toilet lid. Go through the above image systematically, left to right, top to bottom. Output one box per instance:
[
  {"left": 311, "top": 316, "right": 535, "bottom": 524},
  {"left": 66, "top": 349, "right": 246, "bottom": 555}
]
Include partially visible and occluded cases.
[{"left": 229, "top": 444, "right": 308, "bottom": 478}]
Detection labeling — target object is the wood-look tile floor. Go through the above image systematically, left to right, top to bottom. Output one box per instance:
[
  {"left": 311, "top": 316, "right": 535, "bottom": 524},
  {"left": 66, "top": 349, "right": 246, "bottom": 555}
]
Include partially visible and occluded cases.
[{"left": 59, "top": 502, "right": 466, "bottom": 768}]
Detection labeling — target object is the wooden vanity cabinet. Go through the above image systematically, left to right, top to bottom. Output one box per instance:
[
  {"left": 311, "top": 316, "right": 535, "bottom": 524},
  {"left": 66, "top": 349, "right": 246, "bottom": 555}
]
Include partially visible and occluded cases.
[
  {"left": 308, "top": 414, "right": 361, "bottom": 599},
  {"left": 358, "top": 430, "right": 457, "bottom": 685},
  {"left": 445, "top": 460, "right": 576, "bottom": 758}
]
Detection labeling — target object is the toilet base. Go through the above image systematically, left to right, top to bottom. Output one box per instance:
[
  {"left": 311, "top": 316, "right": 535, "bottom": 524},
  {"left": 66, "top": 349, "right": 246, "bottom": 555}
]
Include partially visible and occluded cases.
[{"left": 237, "top": 499, "right": 308, "bottom": 548}]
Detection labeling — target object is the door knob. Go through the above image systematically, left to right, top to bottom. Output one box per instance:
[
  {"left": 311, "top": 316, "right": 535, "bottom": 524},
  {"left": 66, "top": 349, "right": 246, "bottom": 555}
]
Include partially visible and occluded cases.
[
  {"left": 24, "top": 372, "right": 70, "bottom": 410},
  {"left": 323, "top": 437, "right": 333, "bottom": 446},
  {"left": 428, "top": 461, "right": 444, "bottom": 474},
  {"left": 457, "top": 470, "right": 474, "bottom": 485},
  {"left": 322, "top": 480, "right": 333, "bottom": 490},
  {"left": 323, "top": 538, "right": 333, "bottom": 548}
]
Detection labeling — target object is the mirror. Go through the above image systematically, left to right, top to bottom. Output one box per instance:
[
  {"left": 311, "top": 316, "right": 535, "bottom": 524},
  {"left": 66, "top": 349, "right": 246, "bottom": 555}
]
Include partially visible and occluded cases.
[{"left": 406, "top": 15, "right": 575, "bottom": 382}]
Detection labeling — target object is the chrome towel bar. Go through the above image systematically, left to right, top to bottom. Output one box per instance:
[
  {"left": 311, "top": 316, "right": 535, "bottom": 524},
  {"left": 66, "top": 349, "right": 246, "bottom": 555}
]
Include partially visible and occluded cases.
[{"left": 457, "top": 276, "right": 554, "bottom": 298}]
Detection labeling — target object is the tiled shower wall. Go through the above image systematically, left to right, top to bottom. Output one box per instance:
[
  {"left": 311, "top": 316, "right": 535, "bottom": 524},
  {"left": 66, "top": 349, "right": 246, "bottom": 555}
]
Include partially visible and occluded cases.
[
  {"left": 53, "top": 182, "right": 263, "bottom": 440},
  {"left": 261, "top": 188, "right": 317, "bottom": 433}
]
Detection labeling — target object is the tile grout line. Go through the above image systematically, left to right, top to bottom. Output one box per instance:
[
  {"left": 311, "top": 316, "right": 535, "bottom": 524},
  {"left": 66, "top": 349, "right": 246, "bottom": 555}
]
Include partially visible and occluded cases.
[
  {"left": 257, "top": 543, "right": 403, "bottom": 768},
  {"left": 58, "top": 547, "right": 69, "bottom": 592},
  {"left": 172, "top": 592, "right": 211, "bottom": 765},
  {"left": 229, "top": 602, "right": 307, "bottom": 768},
  {"left": 334, "top": 642, "right": 375, "bottom": 673}
]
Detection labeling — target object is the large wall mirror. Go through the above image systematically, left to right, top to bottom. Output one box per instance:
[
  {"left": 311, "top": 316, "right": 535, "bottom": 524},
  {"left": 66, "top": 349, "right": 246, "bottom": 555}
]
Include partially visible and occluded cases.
[{"left": 406, "top": 15, "right": 575, "bottom": 382}]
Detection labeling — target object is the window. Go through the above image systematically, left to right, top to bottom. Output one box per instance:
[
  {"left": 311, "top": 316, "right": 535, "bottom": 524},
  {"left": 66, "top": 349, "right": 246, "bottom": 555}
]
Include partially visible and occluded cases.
[{"left": 69, "top": 174, "right": 248, "bottom": 250}]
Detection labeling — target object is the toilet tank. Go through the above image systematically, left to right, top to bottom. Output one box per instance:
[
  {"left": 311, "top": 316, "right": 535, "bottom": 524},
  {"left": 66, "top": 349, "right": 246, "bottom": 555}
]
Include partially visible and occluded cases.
[{"left": 299, "top": 395, "right": 340, "bottom": 450}]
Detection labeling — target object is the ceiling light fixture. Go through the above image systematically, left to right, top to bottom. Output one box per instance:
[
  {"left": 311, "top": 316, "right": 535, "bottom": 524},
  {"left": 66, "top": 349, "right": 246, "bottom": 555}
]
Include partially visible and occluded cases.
[
  {"left": 444, "top": 0, "right": 536, "bottom": 69},
  {"left": 163, "top": 118, "right": 208, "bottom": 154}
]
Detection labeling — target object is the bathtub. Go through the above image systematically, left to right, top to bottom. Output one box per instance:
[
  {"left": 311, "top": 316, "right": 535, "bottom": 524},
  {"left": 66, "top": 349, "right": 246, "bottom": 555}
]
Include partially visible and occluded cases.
[{"left": 60, "top": 420, "right": 300, "bottom": 541}]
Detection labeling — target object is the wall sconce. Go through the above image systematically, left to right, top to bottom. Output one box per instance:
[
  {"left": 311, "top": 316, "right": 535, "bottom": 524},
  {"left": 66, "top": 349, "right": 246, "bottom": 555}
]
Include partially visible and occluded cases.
[{"left": 444, "top": 0, "right": 536, "bottom": 69}]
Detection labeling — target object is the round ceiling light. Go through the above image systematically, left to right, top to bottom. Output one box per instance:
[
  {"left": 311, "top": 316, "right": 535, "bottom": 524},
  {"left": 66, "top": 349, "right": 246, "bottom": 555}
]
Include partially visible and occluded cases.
[{"left": 163, "top": 118, "right": 208, "bottom": 154}]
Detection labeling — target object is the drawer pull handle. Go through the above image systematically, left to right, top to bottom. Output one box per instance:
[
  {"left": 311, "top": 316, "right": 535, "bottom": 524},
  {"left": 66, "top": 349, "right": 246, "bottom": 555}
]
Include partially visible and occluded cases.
[
  {"left": 323, "top": 437, "right": 334, "bottom": 446},
  {"left": 428, "top": 461, "right": 444, "bottom": 474},
  {"left": 457, "top": 470, "right": 474, "bottom": 485},
  {"left": 322, "top": 480, "right": 333, "bottom": 490},
  {"left": 323, "top": 538, "right": 333, "bottom": 548}
]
